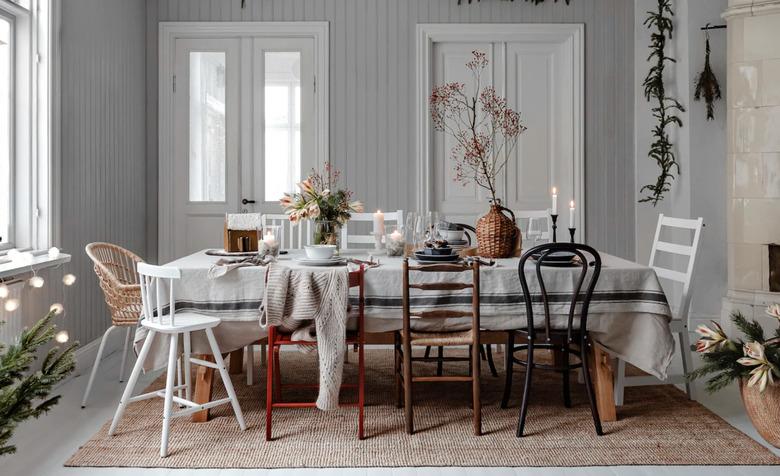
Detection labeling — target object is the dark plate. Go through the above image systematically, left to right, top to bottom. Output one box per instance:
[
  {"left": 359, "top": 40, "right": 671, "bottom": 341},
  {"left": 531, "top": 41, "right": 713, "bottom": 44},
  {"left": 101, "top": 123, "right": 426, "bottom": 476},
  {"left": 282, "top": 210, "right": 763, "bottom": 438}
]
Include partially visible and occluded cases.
[
  {"left": 421, "top": 247, "right": 454, "bottom": 256},
  {"left": 530, "top": 250, "right": 579, "bottom": 267},
  {"left": 414, "top": 252, "right": 461, "bottom": 262}
]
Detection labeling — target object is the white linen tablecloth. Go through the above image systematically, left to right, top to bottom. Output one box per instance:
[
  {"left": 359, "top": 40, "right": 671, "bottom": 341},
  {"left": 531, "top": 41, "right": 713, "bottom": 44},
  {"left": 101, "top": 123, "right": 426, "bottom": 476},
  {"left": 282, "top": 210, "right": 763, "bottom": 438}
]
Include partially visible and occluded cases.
[{"left": 135, "top": 249, "right": 675, "bottom": 380}]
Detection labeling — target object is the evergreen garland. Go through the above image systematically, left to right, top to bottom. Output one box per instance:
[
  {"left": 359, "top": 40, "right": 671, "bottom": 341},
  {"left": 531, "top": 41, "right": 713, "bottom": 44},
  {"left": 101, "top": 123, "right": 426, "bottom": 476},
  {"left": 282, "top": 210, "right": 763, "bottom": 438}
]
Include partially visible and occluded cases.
[
  {"left": 640, "top": 0, "right": 685, "bottom": 206},
  {"left": 694, "top": 29, "right": 722, "bottom": 121},
  {"left": 0, "top": 311, "right": 78, "bottom": 456}
]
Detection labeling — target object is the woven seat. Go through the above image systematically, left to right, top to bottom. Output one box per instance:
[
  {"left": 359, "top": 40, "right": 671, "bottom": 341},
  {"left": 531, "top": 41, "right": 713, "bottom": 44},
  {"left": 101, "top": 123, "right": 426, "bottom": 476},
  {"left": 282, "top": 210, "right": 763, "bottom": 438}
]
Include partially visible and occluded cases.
[{"left": 408, "top": 330, "right": 473, "bottom": 346}]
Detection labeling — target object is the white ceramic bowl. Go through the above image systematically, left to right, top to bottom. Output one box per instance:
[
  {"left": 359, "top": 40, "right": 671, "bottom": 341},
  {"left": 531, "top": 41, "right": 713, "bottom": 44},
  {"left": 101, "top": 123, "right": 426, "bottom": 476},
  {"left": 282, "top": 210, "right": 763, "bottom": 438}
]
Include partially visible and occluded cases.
[
  {"left": 442, "top": 229, "right": 465, "bottom": 241},
  {"left": 304, "top": 245, "right": 337, "bottom": 260}
]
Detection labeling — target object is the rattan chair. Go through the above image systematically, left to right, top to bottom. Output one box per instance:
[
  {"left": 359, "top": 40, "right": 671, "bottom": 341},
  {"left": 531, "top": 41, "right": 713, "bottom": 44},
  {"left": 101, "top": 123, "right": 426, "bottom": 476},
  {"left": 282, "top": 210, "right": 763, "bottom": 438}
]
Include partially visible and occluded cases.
[{"left": 81, "top": 242, "right": 143, "bottom": 408}]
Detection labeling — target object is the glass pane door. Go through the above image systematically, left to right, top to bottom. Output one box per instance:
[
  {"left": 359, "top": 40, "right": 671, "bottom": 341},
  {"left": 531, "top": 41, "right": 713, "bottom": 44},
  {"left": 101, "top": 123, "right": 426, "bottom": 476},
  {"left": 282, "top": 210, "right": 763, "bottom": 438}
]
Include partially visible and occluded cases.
[
  {"left": 189, "top": 51, "right": 226, "bottom": 202},
  {"left": 264, "top": 51, "right": 301, "bottom": 202}
]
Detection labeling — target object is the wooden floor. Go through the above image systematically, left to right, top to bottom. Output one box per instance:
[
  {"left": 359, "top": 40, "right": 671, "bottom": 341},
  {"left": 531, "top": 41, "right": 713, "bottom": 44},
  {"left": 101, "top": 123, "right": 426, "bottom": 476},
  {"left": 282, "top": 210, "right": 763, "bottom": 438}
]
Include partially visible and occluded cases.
[{"left": 6, "top": 346, "right": 780, "bottom": 476}]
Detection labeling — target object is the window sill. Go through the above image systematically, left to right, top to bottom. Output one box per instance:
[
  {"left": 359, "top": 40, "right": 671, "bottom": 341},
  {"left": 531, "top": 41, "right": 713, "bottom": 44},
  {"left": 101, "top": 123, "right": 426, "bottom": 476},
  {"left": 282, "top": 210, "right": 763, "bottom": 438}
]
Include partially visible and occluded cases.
[{"left": 0, "top": 251, "right": 72, "bottom": 280}]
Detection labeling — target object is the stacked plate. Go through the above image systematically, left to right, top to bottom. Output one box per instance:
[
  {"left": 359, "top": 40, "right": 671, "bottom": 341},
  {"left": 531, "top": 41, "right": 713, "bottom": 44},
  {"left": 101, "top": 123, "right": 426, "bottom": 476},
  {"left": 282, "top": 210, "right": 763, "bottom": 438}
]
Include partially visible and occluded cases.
[
  {"left": 413, "top": 247, "right": 460, "bottom": 263},
  {"left": 295, "top": 257, "right": 347, "bottom": 266}
]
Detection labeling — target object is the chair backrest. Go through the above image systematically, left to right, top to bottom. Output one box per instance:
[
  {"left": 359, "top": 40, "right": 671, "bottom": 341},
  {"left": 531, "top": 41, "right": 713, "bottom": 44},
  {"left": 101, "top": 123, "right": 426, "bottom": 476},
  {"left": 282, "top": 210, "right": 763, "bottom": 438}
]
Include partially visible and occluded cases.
[
  {"left": 513, "top": 209, "right": 553, "bottom": 241},
  {"left": 341, "top": 210, "right": 404, "bottom": 248},
  {"left": 261, "top": 213, "right": 312, "bottom": 249},
  {"left": 648, "top": 214, "right": 703, "bottom": 321},
  {"left": 85, "top": 242, "right": 144, "bottom": 326},
  {"left": 518, "top": 242, "right": 601, "bottom": 343},
  {"left": 402, "top": 259, "right": 480, "bottom": 339},
  {"left": 137, "top": 262, "right": 182, "bottom": 326}
]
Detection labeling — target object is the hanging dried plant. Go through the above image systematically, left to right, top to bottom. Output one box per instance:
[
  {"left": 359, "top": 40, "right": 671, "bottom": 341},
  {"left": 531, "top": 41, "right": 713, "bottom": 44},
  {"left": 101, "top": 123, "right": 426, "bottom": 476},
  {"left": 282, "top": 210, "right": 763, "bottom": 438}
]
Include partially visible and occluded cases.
[
  {"left": 640, "top": 0, "right": 685, "bottom": 206},
  {"left": 694, "top": 28, "right": 722, "bottom": 121}
]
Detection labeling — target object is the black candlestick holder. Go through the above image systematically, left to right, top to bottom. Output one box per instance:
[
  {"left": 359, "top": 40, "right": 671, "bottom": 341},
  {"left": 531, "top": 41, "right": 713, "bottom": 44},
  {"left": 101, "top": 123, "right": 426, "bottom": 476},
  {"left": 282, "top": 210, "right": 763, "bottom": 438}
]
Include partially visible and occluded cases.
[
  {"left": 551, "top": 214, "right": 559, "bottom": 243},
  {"left": 569, "top": 227, "right": 576, "bottom": 243}
]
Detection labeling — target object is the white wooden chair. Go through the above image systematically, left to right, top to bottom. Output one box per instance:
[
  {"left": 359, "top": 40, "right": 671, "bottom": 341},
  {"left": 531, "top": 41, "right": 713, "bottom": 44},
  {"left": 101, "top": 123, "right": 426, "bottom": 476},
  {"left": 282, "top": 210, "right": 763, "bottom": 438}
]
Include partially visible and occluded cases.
[
  {"left": 513, "top": 209, "right": 553, "bottom": 242},
  {"left": 341, "top": 210, "right": 404, "bottom": 249},
  {"left": 261, "top": 213, "right": 312, "bottom": 250},
  {"left": 613, "top": 214, "right": 703, "bottom": 405},
  {"left": 108, "top": 263, "right": 246, "bottom": 457}
]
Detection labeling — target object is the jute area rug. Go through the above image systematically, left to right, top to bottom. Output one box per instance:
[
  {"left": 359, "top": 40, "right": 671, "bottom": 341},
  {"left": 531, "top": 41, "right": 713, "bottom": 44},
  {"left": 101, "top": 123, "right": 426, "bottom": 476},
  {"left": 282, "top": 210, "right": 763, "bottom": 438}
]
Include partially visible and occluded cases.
[{"left": 67, "top": 349, "right": 780, "bottom": 468}]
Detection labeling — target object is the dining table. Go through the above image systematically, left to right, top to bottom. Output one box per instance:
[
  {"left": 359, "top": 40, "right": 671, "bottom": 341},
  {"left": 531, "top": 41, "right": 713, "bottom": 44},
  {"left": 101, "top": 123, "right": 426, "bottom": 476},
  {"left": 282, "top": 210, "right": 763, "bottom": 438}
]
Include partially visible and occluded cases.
[{"left": 135, "top": 248, "right": 676, "bottom": 424}]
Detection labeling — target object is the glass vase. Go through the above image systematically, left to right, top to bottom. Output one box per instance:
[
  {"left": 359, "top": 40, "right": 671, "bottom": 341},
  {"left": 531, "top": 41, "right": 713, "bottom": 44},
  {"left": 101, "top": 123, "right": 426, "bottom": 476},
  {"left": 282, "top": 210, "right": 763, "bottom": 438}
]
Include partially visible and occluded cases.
[{"left": 313, "top": 220, "right": 342, "bottom": 255}]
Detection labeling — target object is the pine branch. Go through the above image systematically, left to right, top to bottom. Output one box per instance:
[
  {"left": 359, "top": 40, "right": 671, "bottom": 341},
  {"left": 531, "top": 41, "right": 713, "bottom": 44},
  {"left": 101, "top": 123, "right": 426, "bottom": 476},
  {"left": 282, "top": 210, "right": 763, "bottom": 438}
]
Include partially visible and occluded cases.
[{"left": 693, "top": 34, "right": 722, "bottom": 120}]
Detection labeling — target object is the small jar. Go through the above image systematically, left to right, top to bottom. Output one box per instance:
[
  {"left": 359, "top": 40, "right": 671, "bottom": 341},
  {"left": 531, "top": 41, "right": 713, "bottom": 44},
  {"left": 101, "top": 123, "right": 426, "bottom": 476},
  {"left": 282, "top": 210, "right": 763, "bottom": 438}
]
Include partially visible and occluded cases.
[{"left": 259, "top": 225, "right": 281, "bottom": 258}]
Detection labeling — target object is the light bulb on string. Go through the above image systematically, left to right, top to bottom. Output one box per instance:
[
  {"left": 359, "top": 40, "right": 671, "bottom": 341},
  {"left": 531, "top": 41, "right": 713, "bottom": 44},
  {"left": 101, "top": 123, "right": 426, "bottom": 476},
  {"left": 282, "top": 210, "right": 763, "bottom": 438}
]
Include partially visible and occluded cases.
[
  {"left": 48, "top": 247, "right": 60, "bottom": 259},
  {"left": 62, "top": 274, "right": 77, "bottom": 286},
  {"left": 28, "top": 275, "right": 45, "bottom": 288},
  {"left": 0, "top": 283, "right": 8, "bottom": 298},
  {"left": 4, "top": 298, "right": 20, "bottom": 312},
  {"left": 50, "top": 303, "right": 64, "bottom": 315},
  {"left": 55, "top": 330, "right": 69, "bottom": 344}
]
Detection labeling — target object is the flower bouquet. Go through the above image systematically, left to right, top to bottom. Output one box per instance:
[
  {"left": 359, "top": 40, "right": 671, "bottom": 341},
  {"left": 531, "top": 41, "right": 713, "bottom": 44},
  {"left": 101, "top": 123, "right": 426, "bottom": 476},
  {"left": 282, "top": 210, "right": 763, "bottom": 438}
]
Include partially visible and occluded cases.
[
  {"left": 280, "top": 164, "right": 363, "bottom": 251},
  {"left": 690, "top": 305, "right": 780, "bottom": 446}
]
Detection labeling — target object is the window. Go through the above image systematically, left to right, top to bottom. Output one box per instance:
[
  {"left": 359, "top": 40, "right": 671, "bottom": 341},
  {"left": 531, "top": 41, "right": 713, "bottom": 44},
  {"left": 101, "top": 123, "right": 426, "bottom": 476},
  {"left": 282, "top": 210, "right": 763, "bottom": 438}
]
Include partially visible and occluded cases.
[{"left": 0, "top": 0, "right": 55, "bottom": 252}]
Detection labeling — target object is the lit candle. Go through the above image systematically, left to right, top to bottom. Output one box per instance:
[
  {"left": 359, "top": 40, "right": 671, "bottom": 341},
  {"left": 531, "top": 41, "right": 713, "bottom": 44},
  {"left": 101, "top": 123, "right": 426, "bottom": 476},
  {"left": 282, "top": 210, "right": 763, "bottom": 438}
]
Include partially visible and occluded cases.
[
  {"left": 551, "top": 187, "right": 558, "bottom": 215},
  {"left": 569, "top": 200, "right": 576, "bottom": 228},
  {"left": 373, "top": 210, "right": 385, "bottom": 235},
  {"left": 390, "top": 229, "right": 403, "bottom": 242},
  {"left": 264, "top": 230, "right": 277, "bottom": 247}
]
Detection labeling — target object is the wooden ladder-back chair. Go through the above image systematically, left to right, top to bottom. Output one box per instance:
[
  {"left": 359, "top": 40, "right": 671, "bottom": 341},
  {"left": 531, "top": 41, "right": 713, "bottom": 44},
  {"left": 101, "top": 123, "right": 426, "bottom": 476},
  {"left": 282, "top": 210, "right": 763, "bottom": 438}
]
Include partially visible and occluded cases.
[
  {"left": 613, "top": 214, "right": 703, "bottom": 405},
  {"left": 82, "top": 242, "right": 144, "bottom": 408},
  {"left": 501, "top": 242, "right": 603, "bottom": 437},
  {"left": 396, "top": 259, "right": 482, "bottom": 435},
  {"left": 265, "top": 265, "right": 366, "bottom": 440}
]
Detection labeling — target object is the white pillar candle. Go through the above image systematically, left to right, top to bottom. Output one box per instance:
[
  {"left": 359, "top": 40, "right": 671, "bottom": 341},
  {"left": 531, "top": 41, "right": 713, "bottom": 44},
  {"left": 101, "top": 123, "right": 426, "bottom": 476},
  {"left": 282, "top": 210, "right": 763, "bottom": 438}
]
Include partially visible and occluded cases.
[
  {"left": 551, "top": 187, "right": 558, "bottom": 215},
  {"left": 569, "top": 200, "right": 576, "bottom": 228},
  {"left": 373, "top": 210, "right": 385, "bottom": 235}
]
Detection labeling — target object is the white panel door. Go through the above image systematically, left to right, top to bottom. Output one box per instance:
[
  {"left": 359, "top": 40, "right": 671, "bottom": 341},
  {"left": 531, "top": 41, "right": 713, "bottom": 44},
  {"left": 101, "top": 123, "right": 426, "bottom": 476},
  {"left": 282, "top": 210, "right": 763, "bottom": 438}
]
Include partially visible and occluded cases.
[
  {"left": 423, "top": 25, "right": 583, "bottom": 233},
  {"left": 169, "top": 36, "right": 317, "bottom": 260},
  {"left": 173, "top": 39, "right": 240, "bottom": 259}
]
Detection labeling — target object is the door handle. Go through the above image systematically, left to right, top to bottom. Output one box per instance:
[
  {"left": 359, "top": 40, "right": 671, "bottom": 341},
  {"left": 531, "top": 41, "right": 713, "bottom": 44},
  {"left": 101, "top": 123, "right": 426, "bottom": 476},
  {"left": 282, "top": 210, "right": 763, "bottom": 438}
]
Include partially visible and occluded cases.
[{"left": 242, "top": 198, "right": 256, "bottom": 205}]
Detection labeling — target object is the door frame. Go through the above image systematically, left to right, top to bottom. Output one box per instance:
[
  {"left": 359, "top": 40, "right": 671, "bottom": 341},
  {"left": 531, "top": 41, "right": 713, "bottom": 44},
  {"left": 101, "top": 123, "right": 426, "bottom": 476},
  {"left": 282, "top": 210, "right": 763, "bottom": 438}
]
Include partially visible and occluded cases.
[
  {"left": 158, "top": 22, "right": 328, "bottom": 262},
  {"left": 415, "top": 23, "right": 584, "bottom": 234}
]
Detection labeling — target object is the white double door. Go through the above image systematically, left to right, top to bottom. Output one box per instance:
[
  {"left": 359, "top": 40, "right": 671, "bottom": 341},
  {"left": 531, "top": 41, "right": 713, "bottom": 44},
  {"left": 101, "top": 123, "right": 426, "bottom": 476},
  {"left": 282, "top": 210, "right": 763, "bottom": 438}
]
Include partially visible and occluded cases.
[
  {"left": 427, "top": 28, "right": 582, "bottom": 229},
  {"left": 168, "top": 35, "right": 317, "bottom": 260}
]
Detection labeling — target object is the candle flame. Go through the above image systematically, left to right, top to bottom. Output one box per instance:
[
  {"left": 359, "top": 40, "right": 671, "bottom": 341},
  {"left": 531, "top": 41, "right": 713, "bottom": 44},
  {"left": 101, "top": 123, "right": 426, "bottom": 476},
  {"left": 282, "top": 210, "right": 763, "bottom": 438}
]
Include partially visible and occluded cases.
[
  {"left": 552, "top": 187, "right": 557, "bottom": 195},
  {"left": 569, "top": 200, "right": 575, "bottom": 208}
]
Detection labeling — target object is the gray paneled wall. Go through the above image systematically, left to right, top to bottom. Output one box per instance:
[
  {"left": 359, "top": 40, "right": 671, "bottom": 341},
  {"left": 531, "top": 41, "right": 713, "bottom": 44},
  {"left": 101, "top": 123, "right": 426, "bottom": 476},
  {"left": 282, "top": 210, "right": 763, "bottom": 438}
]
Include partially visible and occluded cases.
[
  {"left": 59, "top": 0, "right": 147, "bottom": 345},
  {"left": 146, "top": 0, "right": 636, "bottom": 262}
]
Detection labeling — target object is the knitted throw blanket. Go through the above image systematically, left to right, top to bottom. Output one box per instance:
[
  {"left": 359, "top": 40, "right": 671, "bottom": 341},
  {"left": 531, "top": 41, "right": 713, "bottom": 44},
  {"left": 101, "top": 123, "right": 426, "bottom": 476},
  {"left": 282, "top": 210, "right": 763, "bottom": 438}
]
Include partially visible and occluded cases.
[{"left": 259, "top": 263, "right": 349, "bottom": 411}]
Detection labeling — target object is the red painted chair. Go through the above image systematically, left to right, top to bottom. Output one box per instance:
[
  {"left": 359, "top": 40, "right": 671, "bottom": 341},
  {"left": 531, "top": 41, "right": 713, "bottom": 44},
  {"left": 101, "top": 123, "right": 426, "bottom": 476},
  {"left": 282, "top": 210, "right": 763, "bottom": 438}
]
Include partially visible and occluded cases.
[{"left": 265, "top": 266, "right": 365, "bottom": 440}]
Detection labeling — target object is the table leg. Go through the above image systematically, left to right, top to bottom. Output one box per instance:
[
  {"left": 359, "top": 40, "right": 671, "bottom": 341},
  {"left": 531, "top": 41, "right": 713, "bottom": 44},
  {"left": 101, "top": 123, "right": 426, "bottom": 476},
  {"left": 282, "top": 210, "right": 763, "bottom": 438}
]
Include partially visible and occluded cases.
[
  {"left": 588, "top": 339, "right": 617, "bottom": 422},
  {"left": 229, "top": 348, "right": 244, "bottom": 375},
  {"left": 192, "top": 354, "right": 215, "bottom": 422}
]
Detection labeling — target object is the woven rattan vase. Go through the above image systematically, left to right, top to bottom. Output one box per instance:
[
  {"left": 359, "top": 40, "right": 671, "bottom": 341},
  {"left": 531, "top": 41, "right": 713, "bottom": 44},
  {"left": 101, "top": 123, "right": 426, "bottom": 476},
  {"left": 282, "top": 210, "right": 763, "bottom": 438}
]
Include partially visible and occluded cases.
[
  {"left": 476, "top": 202, "right": 517, "bottom": 258},
  {"left": 740, "top": 379, "right": 780, "bottom": 448}
]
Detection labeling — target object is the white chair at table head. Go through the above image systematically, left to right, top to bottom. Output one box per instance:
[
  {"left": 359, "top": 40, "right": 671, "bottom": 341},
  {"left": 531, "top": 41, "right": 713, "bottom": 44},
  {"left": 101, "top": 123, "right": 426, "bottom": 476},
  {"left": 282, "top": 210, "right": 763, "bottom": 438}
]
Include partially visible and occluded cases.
[
  {"left": 613, "top": 214, "right": 703, "bottom": 405},
  {"left": 108, "top": 262, "right": 246, "bottom": 458}
]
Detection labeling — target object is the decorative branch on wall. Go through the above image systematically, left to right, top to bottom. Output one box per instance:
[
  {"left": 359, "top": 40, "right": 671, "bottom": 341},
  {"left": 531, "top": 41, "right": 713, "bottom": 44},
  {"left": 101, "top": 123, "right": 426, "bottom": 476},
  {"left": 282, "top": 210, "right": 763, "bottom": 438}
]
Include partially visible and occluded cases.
[
  {"left": 458, "top": 0, "right": 571, "bottom": 5},
  {"left": 640, "top": 0, "right": 685, "bottom": 206},
  {"left": 694, "top": 26, "right": 723, "bottom": 121}
]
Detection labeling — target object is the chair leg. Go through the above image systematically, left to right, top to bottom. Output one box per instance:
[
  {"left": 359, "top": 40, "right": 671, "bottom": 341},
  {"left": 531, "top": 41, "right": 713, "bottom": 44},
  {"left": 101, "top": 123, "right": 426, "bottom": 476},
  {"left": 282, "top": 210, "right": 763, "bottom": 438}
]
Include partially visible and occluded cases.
[
  {"left": 81, "top": 325, "right": 118, "bottom": 408},
  {"left": 118, "top": 326, "right": 132, "bottom": 383},
  {"left": 679, "top": 327, "right": 697, "bottom": 401},
  {"left": 205, "top": 328, "right": 246, "bottom": 431},
  {"left": 109, "top": 330, "right": 157, "bottom": 435},
  {"left": 266, "top": 330, "right": 275, "bottom": 441},
  {"left": 183, "top": 332, "right": 192, "bottom": 401},
  {"left": 394, "top": 332, "right": 402, "bottom": 408},
  {"left": 501, "top": 332, "right": 515, "bottom": 408},
  {"left": 160, "top": 333, "right": 179, "bottom": 458},
  {"left": 403, "top": 335, "right": 414, "bottom": 434},
  {"left": 581, "top": 337, "right": 604, "bottom": 436},
  {"left": 358, "top": 339, "right": 365, "bottom": 440},
  {"left": 516, "top": 339, "right": 534, "bottom": 437},
  {"left": 473, "top": 342, "right": 482, "bottom": 436},
  {"left": 260, "top": 343, "right": 267, "bottom": 367},
  {"left": 485, "top": 344, "right": 498, "bottom": 378},
  {"left": 246, "top": 345, "right": 254, "bottom": 386},
  {"left": 424, "top": 346, "right": 431, "bottom": 359},
  {"left": 436, "top": 346, "right": 444, "bottom": 376},
  {"left": 273, "top": 347, "right": 282, "bottom": 401},
  {"left": 562, "top": 347, "right": 571, "bottom": 408},
  {"left": 176, "top": 356, "right": 184, "bottom": 401},
  {"left": 614, "top": 358, "right": 626, "bottom": 406}
]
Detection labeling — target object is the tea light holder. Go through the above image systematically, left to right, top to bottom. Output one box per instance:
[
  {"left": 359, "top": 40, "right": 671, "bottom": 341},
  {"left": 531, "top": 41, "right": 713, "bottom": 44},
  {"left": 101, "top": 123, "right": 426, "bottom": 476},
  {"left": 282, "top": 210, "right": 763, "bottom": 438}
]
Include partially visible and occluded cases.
[
  {"left": 259, "top": 225, "right": 281, "bottom": 258},
  {"left": 386, "top": 226, "right": 405, "bottom": 257}
]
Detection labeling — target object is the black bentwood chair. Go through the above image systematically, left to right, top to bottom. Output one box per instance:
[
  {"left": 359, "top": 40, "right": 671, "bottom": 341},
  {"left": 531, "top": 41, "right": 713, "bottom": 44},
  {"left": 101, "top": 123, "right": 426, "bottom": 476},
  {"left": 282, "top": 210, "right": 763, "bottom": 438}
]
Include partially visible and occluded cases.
[{"left": 501, "top": 242, "right": 603, "bottom": 437}]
